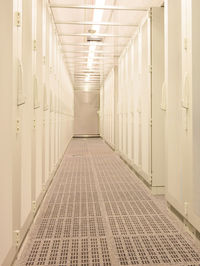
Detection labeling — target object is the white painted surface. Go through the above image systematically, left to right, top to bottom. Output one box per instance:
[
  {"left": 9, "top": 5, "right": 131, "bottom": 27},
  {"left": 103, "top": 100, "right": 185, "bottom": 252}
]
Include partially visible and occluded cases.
[
  {"left": 165, "top": 0, "right": 200, "bottom": 232},
  {"left": 0, "top": 1, "right": 13, "bottom": 263},
  {"left": 101, "top": 69, "right": 115, "bottom": 145},
  {"left": 74, "top": 90, "right": 100, "bottom": 136}
]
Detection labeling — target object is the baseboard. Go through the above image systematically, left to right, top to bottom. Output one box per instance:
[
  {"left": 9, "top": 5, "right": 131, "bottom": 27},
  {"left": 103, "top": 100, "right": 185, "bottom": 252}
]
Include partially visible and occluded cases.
[
  {"left": 104, "top": 140, "right": 115, "bottom": 151},
  {"left": 101, "top": 141, "right": 152, "bottom": 192},
  {"left": 116, "top": 150, "right": 165, "bottom": 196},
  {"left": 116, "top": 151, "right": 150, "bottom": 188},
  {"left": 151, "top": 186, "right": 165, "bottom": 195},
  {"left": 166, "top": 192, "right": 200, "bottom": 235}
]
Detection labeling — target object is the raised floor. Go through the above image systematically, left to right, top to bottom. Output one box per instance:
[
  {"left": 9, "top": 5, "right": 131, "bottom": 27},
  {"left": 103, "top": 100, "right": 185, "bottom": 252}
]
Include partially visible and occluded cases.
[{"left": 17, "top": 138, "right": 200, "bottom": 266}]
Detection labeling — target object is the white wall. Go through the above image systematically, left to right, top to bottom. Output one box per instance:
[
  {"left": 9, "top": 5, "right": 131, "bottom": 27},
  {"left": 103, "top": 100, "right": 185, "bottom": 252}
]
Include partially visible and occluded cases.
[
  {"left": 0, "top": 0, "right": 74, "bottom": 265},
  {"left": 74, "top": 90, "right": 100, "bottom": 136}
]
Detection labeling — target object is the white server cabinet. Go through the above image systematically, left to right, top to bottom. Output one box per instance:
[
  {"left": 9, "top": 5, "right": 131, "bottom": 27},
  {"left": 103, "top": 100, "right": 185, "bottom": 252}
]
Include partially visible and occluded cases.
[
  {"left": 0, "top": 0, "right": 74, "bottom": 265},
  {"left": 165, "top": 0, "right": 200, "bottom": 233},
  {"left": 0, "top": 1, "right": 14, "bottom": 264},
  {"left": 116, "top": 7, "right": 165, "bottom": 193},
  {"left": 151, "top": 8, "right": 165, "bottom": 192},
  {"left": 101, "top": 67, "right": 118, "bottom": 149},
  {"left": 103, "top": 69, "right": 115, "bottom": 147},
  {"left": 100, "top": 88, "right": 104, "bottom": 137}
]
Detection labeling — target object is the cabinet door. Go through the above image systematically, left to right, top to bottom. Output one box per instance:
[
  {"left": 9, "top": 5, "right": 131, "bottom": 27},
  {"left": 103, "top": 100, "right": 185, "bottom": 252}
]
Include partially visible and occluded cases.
[{"left": 140, "top": 18, "right": 152, "bottom": 182}]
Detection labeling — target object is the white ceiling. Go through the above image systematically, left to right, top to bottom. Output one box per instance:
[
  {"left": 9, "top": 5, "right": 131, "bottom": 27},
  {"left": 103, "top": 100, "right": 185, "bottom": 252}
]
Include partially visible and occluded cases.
[{"left": 49, "top": 0, "right": 164, "bottom": 90}]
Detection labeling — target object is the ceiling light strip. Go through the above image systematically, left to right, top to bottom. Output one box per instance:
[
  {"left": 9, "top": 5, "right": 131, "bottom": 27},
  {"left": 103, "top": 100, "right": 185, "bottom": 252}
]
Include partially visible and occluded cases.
[
  {"left": 87, "top": 0, "right": 105, "bottom": 69},
  {"left": 50, "top": 4, "right": 148, "bottom": 12},
  {"left": 55, "top": 21, "right": 138, "bottom": 27}
]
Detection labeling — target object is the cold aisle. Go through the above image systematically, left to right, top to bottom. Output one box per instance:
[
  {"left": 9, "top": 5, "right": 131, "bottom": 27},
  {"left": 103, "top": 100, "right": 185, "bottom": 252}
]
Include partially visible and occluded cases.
[
  {"left": 2, "top": 0, "right": 200, "bottom": 265},
  {"left": 16, "top": 138, "right": 200, "bottom": 266}
]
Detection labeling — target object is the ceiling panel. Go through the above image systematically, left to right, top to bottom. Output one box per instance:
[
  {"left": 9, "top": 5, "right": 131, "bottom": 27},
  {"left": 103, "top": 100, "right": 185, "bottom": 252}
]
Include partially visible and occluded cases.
[
  {"left": 49, "top": 0, "right": 164, "bottom": 90},
  {"left": 116, "top": 0, "right": 164, "bottom": 8}
]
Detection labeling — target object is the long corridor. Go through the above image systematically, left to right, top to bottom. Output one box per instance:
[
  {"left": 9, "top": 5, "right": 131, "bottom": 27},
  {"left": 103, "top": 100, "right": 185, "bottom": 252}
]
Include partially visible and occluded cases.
[{"left": 17, "top": 138, "right": 200, "bottom": 266}]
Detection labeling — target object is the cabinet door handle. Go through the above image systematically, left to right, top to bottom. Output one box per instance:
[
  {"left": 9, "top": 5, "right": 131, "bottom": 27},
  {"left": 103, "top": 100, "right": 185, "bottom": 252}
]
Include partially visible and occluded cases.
[
  {"left": 17, "top": 59, "right": 25, "bottom": 106},
  {"left": 182, "top": 72, "right": 189, "bottom": 109},
  {"left": 33, "top": 75, "right": 40, "bottom": 109},
  {"left": 160, "top": 81, "right": 167, "bottom": 111}
]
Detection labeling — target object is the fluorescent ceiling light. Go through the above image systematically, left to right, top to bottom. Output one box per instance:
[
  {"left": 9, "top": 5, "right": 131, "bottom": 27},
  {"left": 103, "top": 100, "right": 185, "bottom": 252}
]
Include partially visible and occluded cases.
[
  {"left": 87, "top": 0, "right": 105, "bottom": 69},
  {"left": 92, "top": 0, "right": 106, "bottom": 32},
  {"left": 87, "top": 62, "right": 93, "bottom": 68}
]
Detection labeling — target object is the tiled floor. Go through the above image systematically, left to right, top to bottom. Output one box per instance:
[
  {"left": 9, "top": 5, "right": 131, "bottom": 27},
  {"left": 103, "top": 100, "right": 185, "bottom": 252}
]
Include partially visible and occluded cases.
[{"left": 17, "top": 138, "right": 200, "bottom": 266}]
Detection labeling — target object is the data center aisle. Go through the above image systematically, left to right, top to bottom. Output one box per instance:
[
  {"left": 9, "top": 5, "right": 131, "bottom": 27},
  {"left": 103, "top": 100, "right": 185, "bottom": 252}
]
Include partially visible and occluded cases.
[{"left": 17, "top": 138, "right": 200, "bottom": 266}]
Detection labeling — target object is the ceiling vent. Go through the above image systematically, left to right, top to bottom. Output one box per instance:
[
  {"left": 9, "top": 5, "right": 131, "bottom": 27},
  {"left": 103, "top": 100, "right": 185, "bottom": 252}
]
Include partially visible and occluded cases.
[{"left": 87, "top": 36, "right": 103, "bottom": 42}]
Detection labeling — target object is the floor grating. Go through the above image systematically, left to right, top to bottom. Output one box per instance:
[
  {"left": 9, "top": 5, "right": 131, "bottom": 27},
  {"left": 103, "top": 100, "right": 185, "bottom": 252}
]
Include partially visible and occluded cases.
[{"left": 17, "top": 139, "right": 200, "bottom": 266}]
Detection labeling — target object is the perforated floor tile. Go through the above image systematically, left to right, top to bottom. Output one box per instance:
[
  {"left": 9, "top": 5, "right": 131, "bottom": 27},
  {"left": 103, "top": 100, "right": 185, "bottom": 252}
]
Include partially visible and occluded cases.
[{"left": 17, "top": 139, "right": 200, "bottom": 266}]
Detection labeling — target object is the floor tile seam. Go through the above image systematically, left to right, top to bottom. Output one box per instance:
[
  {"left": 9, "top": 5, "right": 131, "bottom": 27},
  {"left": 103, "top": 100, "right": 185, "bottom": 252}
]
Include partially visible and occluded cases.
[
  {"left": 67, "top": 142, "right": 114, "bottom": 265},
  {"left": 86, "top": 142, "right": 165, "bottom": 260},
  {"left": 88, "top": 143, "right": 121, "bottom": 266},
  {"left": 89, "top": 151, "right": 192, "bottom": 234}
]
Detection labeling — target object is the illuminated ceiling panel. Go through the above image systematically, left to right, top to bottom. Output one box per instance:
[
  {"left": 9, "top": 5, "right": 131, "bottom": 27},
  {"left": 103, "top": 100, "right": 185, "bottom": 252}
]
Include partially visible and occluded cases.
[{"left": 49, "top": 0, "right": 164, "bottom": 90}]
